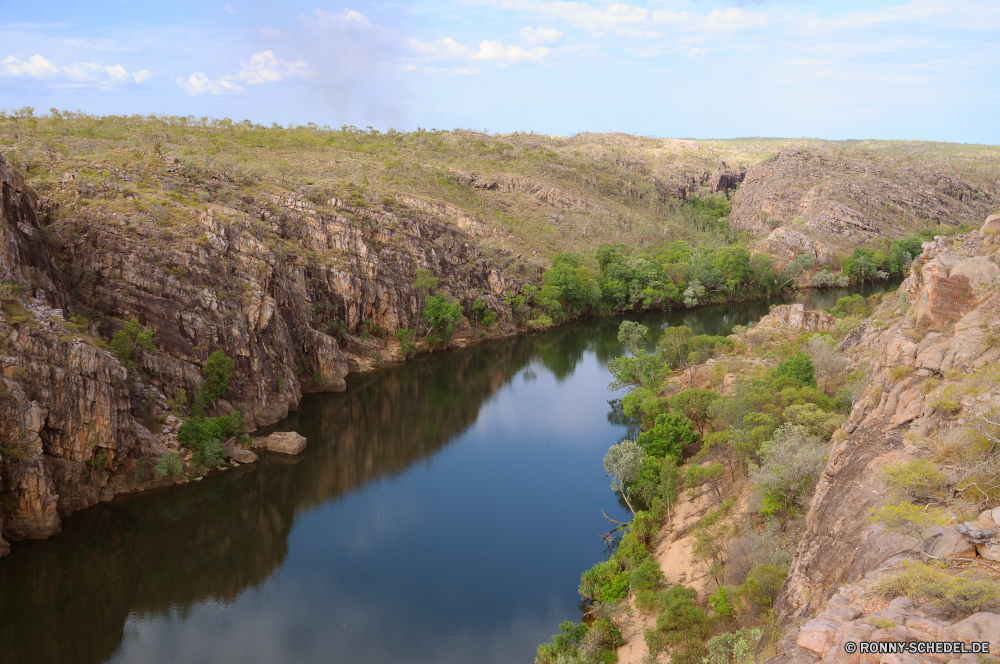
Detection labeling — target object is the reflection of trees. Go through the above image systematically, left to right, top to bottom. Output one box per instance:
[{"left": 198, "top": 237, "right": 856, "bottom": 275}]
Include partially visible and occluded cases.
[
  {"left": 0, "top": 338, "right": 535, "bottom": 664},
  {"left": 606, "top": 399, "right": 640, "bottom": 441}
]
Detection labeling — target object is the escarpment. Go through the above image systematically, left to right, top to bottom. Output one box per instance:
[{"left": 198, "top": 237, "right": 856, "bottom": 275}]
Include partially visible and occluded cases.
[
  {"left": 0, "top": 150, "right": 528, "bottom": 554},
  {"left": 730, "top": 150, "right": 999, "bottom": 263},
  {"left": 767, "top": 222, "right": 1000, "bottom": 663}
]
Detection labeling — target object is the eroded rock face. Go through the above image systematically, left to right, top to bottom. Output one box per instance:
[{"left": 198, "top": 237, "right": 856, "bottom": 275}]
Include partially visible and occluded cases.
[
  {"left": 729, "top": 150, "right": 997, "bottom": 250},
  {"left": 0, "top": 153, "right": 174, "bottom": 551},
  {"left": 774, "top": 222, "right": 1000, "bottom": 620},
  {"left": 753, "top": 227, "right": 833, "bottom": 269},
  {"left": 755, "top": 304, "right": 838, "bottom": 332}
]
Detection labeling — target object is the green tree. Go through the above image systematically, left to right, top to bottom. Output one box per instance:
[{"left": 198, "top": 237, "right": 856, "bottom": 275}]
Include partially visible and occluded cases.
[
  {"left": 413, "top": 268, "right": 438, "bottom": 294},
  {"left": 422, "top": 294, "right": 464, "bottom": 343},
  {"left": 110, "top": 317, "right": 156, "bottom": 370},
  {"left": 192, "top": 350, "right": 235, "bottom": 415},
  {"left": 775, "top": 353, "right": 816, "bottom": 388},
  {"left": 670, "top": 388, "right": 721, "bottom": 435},
  {"left": 638, "top": 413, "right": 700, "bottom": 460},
  {"left": 604, "top": 438, "right": 643, "bottom": 514}
]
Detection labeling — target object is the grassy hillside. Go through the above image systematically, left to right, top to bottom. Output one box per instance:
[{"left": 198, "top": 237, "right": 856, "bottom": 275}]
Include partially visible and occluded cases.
[{"left": 3, "top": 111, "right": 997, "bottom": 270}]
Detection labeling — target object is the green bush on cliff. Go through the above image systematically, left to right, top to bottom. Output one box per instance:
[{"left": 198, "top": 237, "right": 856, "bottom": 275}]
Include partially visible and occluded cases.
[
  {"left": 422, "top": 294, "right": 463, "bottom": 345},
  {"left": 110, "top": 317, "right": 156, "bottom": 370},
  {"left": 192, "top": 350, "right": 236, "bottom": 415},
  {"left": 177, "top": 409, "right": 245, "bottom": 468},
  {"left": 638, "top": 413, "right": 700, "bottom": 460},
  {"left": 153, "top": 450, "right": 183, "bottom": 478},
  {"left": 644, "top": 585, "right": 713, "bottom": 664}
]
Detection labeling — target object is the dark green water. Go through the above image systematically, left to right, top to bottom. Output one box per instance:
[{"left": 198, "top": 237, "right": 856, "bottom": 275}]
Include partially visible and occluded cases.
[{"left": 0, "top": 282, "right": 899, "bottom": 664}]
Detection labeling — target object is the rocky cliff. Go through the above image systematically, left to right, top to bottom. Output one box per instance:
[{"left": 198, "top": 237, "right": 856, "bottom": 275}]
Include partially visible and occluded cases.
[
  {"left": 0, "top": 148, "right": 526, "bottom": 555},
  {"left": 729, "top": 149, "right": 999, "bottom": 264},
  {"left": 766, "top": 221, "right": 1000, "bottom": 662}
]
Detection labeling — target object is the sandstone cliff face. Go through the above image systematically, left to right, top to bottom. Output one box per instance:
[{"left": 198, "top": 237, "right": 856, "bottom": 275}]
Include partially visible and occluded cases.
[
  {"left": 0, "top": 150, "right": 528, "bottom": 554},
  {"left": 730, "top": 150, "right": 998, "bottom": 258},
  {"left": 1, "top": 153, "right": 175, "bottom": 554},
  {"left": 775, "top": 225, "right": 1000, "bottom": 621}
]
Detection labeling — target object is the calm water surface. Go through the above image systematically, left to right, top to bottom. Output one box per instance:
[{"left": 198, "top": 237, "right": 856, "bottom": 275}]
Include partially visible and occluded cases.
[{"left": 0, "top": 283, "right": 899, "bottom": 664}]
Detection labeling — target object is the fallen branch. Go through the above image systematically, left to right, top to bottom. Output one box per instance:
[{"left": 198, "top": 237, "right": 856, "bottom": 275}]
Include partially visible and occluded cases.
[{"left": 601, "top": 510, "right": 629, "bottom": 526}]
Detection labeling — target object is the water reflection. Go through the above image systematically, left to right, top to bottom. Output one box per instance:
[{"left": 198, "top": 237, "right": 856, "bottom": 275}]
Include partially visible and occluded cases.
[{"left": 0, "top": 282, "right": 901, "bottom": 664}]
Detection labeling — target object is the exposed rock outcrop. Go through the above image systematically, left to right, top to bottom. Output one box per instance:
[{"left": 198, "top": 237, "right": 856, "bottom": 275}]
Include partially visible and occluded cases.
[
  {"left": 0, "top": 149, "right": 529, "bottom": 554},
  {"left": 730, "top": 150, "right": 998, "bottom": 254},
  {"left": 772, "top": 221, "right": 1000, "bottom": 635},
  {"left": 754, "top": 303, "right": 838, "bottom": 333}
]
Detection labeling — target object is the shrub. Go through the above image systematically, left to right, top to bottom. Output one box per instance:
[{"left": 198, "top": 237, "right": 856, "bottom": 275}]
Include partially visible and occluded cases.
[
  {"left": 413, "top": 268, "right": 438, "bottom": 294},
  {"left": 811, "top": 270, "right": 838, "bottom": 288},
  {"left": 0, "top": 280, "right": 24, "bottom": 302},
  {"left": 422, "top": 294, "right": 463, "bottom": 343},
  {"left": 827, "top": 294, "right": 870, "bottom": 318},
  {"left": 110, "top": 317, "right": 156, "bottom": 370},
  {"left": 395, "top": 328, "right": 418, "bottom": 357},
  {"left": 193, "top": 350, "right": 235, "bottom": 414},
  {"left": 775, "top": 353, "right": 816, "bottom": 388},
  {"left": 889, "top": 365, "right": 914, "bottom": 382},
  {"left": 670, "top": 389, "right": 721, "bottom": 435},
  {"left": 783, "top": 402, "right": 844, "bottom": 438},
  {"left": 177, "top": 410, "right": 245, "bottom": 468},
  {"left": 637, "top": 413, "right": 700, "bottom": 460},
  {"left": 749, "top": 424, "right": 827, "bottom": 517},
  {"left": 604, "top": 439, "right": 643, "bottom": 513},
  {"left": 153, "top": 450, "right": 183, "bottom": 478},
  {"left": 881, "top": 459, "right": 947, "bottom": 500},
  {"left": 867, "top": 501, "right": 950, "bottom": 543},
  {"left": 631, "top": 558, "right": 667, "bottom": 613},
  {"left": 580, "top": 559, "right": 629, "bottom": 604},
  {"left": 872, "top": 560, "right": 1000, "bottom": 612},
  {"left": 736, "top": 563, "right": 788, "bottom": 616},
  {"left": 645, "top": 585, "right": 712, "bottom": 664},
  {"left": 709, "top": 586, "right": 736, "bottom": 619},
  {"left": 536, "top": 621, "right": 588, "bottom": 664},
  {"left": 704, "top": 628, "right": 763, "bottom": 664}
]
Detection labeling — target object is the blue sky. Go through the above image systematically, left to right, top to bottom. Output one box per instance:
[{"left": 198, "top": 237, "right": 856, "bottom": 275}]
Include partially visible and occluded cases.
[{"left": 1, "top": 0, "right": 998, "bottom": 141}]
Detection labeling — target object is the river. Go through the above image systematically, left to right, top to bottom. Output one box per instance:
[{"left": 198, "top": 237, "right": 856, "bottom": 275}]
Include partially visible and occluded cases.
[{"left": 0, "top": 282, "right": 900, "bottom": 664}]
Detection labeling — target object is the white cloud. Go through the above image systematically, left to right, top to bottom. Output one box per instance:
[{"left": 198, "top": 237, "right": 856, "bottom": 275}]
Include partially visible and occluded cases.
[
  {"left": 223, "top": 3, "right": 237, "bottom": 14},
  {"left": 308, "top": 8, "right": 372, "bottom": 29},
  {"left": 520, "top": 26, "right": 562, "bottom": 44},
  {"left": 260, "top": 27, "right": 290, "bottom": 39},
  {"left": 616, "top": 28, "right": 664, "bottom": 39},
  {"left": 409, "top": 37, "right": 471, "bottom": 59},
  {"left": 410, "top": 37, "right": 548, "bottom": 65},
  {"left": 473, "top": 40, "right": 548, "bottom": 63},
  {"left": 685, "top": 48, "right": 709, "bottom": 57},
  {"left": 235, "top": 50, "right": 308, "bottom": 84},
  {"left": 2, "top": 54, "right": 58, "bottom": 77},
  {"left": 4, "top": 54, "right": 144, "bottom": 87},
  {"left": 62, "top": 61, "right": 105, "bottom": 81},
  {"left": 105, "top": 64, "right": 129, "bottom": 82},
  {"left": 453, "top": 67, "right": 481, "bottom": 75},
  {"left": 133, "top": 69, "right": 151, "bottom": 83},
  {"left": 179, "top": 72, "right": 246, "bottom": 95}
]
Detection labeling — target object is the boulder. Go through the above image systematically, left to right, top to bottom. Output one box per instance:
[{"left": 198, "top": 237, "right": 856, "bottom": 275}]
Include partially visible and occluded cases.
[
  {"left": 982, "top": 215, "right": 1000, "bottom": 232},
  {"left": 264, "top": 431, "right": 307, "bottom": 455},
  {"left": 222, "top": 441, "right": 258, "bottom": 464},
  {"left": 925, "top": 526, "right": 978, "bottom": 559},
  {"left": 951, "top": 612, "right": 1000, "bottom": 654},
  {"left": 796, "top": 619, "right": 841, "bottom": 654}
]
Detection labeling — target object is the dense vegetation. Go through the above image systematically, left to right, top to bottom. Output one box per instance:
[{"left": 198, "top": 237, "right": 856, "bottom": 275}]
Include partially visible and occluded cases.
[{"left": 536, "top": 297, "right": 879, "bottom": 663}]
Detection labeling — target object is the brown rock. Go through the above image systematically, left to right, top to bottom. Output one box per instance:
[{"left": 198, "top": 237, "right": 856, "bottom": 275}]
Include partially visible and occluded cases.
[
  {"left": 755, "top": 303, "right": 838, "bottom": 332},
  {"left": 265, "top": 431, "right": 307, "bottom": 455},
  {"left": 222, "top": 441, "right": 258, "bottom": 464},
  {"left": 924, "top": 526, "right": 977, "bottom": 559},
  {"left": 951, "top": 612, "right": 1000, "bottom": 653},
  {"left": 797, "top": 619, "right": 842, "bottom": 654}
]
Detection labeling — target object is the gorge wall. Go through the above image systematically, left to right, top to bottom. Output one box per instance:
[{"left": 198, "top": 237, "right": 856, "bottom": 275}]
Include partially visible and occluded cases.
[{"left": 0, "top": 150, "right": 526, "bottom": 555}]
